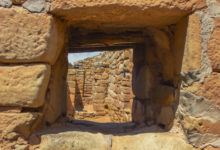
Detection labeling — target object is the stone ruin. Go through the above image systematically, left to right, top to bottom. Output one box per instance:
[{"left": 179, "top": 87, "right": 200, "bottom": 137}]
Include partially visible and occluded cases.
[
  {"left": 0, "top": 0, "right": 219, "bottom": 150},
  {"left": 67, "top": 50, "right": 134, "bottom": 123}
]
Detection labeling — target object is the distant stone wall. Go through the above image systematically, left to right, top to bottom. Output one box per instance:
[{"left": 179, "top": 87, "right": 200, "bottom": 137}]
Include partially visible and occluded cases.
[{"left": 67, "top": 49, "right": 134, "bottom": 123}]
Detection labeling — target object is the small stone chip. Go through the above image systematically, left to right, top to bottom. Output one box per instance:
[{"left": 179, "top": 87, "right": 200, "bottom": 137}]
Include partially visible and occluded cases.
[
  {"left": 0, "top": 0, "right": 12, "bottom": 8},
  {"left": 22, "top": 0, "right": 45, "bottom": 13}
]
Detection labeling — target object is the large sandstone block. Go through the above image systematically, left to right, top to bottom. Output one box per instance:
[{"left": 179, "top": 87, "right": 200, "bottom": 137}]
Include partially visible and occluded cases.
[
  {"left": 50, "top": 0, "right": 205, "bottom": 30},
  {"left": 0, "top": 7, "right": 65, "bottom": 64},
  {"left": 181, "top": 14, "right": 202, "bottom": 72},
  {"left": 208, "top": 19, "right": 220, "bottom": 72},
  {"left": 0, "top": 64, "right": 51, "bottom": 108},
  {"left": 183, "top": 73, "right": 220, "bottom": 106},
  {"left": 0, "top": 112, "right": 42, "bottom": 139},
  {"left": 40, "top": 131, "right": 109, "bottom": 150},
  {"left": 111, "top": 133, "right": 194, "bottom": 150}
]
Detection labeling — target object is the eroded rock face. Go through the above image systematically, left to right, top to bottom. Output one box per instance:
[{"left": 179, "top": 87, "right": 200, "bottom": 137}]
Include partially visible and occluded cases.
[
  {"left": 0, "top": 0, "right": 12, "bottom": 7},
  {"left": 22, "top": 0, "right": 45, "bottom": 13},
  {"left": 50, "top": 0, "right": 205, "bottom": 31},
  {"left": 0, "top": 7, "right": 65, "bottom": 64},
  {"left": 181, "top": 14, "right": 202, "bottom": 72},
  {"left": 208, "top": 18, "right": 220, "bottom": 72},
  {"left": 0, "top": 64, "right": 51, "bottom": 108},
  {"left": 0, "top": 112, "right": 42, "bottom": 139},
  {"left": 40, "top": 131, "right": 109, "bottom": 150},
  {"left": 40, "top": 131, "right": 194, "bottom": 150},
  {"left": 112, "top": 133, "right": 195, "bottom": 150}
]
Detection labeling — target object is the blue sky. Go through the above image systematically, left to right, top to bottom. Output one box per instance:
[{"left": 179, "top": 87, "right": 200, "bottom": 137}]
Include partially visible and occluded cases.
[{"left": 68, "top": 52, "right": 101, "bottom": 64}]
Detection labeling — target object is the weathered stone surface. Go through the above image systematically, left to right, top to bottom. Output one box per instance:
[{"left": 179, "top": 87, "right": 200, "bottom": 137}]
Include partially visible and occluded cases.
[
  {"left": 0, "top": 0, "right": 12, "bottom": 7},
  {"left": 22, "top": 0, "right": 45, "bottom": 13},
  {"left": 50, "top": 0, "right": 205, "bottom": 30},
  {"left": 0, "top": 7, "right": 65, "bottom": 64},
  {"left": 182, "top": 14, "right": 202, "bottom": 72},
  {"left": 208, "top": 19, "right": 220, "bottom": 72},
  {"left": 44, "top": 51, "right": 67, "bottom": 124},
  {"left": 0, "top": 64, "right": 51, "bottom": 108},
  {"left": 133, "top": 65, "right": 151, "bottom": 99},
  {"left": 184, "top": 73, "right": 220, "bottom": 106},
  {"left": 151, "top": 84, "right": 175, "bottom": 106},
  {"left": 179, "top": 90, "right": 220, "bottom": 122},
  {"left": 157, "top": 106, "right": 174, "bottom": 126},
  {"left": 0, "top": 112, "right": 42, "bottom": 139},
  {"left": 182, "top": 116, "right": 220, "bottom": 135},
  {"left": 40, "top": 131, "right": 109, "bottom": 150},
  {"left": 112, "top": 133, "right": 194, "bottom": 150},
  {"left": 187, "top": 133, "right": 220, "bottom": 148}
]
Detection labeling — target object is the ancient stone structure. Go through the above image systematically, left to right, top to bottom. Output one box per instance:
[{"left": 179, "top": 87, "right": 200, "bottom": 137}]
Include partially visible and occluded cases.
[
  {"left": 0, "top": 0, "right": 219, "bottom": 150},
  {"left": 66, "top": 50, "right": 133, "bottom": 123}
]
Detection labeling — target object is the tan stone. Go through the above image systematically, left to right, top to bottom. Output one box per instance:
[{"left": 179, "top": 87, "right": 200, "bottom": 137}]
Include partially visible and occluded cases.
[
  {"left": 51, "top": 0, "right": 205, "bottom": 30},
  {"left": 0, "top": 7, "right": 65, "bottom": 64},
  {"left": 182, "top": 14, "right": 202, "bottom": 72},
  {"left": 208, "top": 19, "right": 220, "bottom": 72},
  {"left": 123, "top": 50, "right": 130, "bottom": 59},
  {"left": 44, "top": 51, "right": 67, "bottom": 124},
  {"left": 0, "top": 64, "right": 50, "bottom": 108},
  {"left": 133, "top": 65, "right": 151, "bottom": 99},
  {"left": 67, "top": 69, "right": 76, "bottom": 75},
  {"left": 102, "top": 72, "right": 109, "bottom": 79},
  {"left": 184, "top": 73, "right": 220, "bottom": 106},
  {"left": 200, "top": 73, "right": 220, "bottom": 106},
  {"left": 94, "top": 75, "right": 102, "bottom": 80},
  {"left": 94, "top": 86, "right": 105, "bottom": 93},
  {"left": 94, "top": 93, "right": 105, "bottom": 99},
  {"left": 93, "top": 103, "right": 105, "bottom": 111},
  {"left": 0, "top": 112, "right": 42, "bottom": 139},
  {"left": 183, "top": 116, "right": 220, "bottom": 135},
  {"left": 40, "top": 131, "right": 108, "bottom": 150},
  {"left": 112, "top": 133, "right": 195, "bottom": 150}
]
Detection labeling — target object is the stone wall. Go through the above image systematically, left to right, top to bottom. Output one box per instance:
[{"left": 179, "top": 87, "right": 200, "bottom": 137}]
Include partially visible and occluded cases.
[
  {"left": 0, "top": 0, "right": 219, "bottom": 149},
  {"left": 67, "top": 49, "right": 134, "bottom": 123}
]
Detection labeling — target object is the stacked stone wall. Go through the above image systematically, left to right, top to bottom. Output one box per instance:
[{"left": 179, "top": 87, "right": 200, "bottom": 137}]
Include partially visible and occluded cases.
[{"left": 67, "top": 49, "right": 134, "bottom": 123}]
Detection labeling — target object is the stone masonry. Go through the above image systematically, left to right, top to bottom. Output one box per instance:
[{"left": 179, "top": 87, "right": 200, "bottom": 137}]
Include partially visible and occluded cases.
[
  {"left": 0, "top": 0, "right": 219, "bottom": 150},
  {"left": 67, "top": 49, "right": 133, "bottom": 123}
]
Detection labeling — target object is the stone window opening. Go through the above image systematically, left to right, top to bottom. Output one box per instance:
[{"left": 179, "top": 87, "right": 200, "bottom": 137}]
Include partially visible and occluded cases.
[
  {"left": 62, "top": 26, "right": 186, "bottom": 132},
  {"left": 66, "top": 49, "right": 134, "bottom": 124}
]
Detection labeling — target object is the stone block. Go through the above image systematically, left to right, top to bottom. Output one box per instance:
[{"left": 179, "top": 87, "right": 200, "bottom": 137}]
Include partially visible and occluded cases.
[
  {"left": 0, "top": 0, "right": 12, "bottom": 7},
  {"left": 22, "top": 0, "right": 45, "bottom": 13},
  {"left": 50, "top": 0, "right": 205, "bottom": 30},
  {"left": 0, "top": 7, "right": 65, "bottom": 64},
  {"left": 181, "top": 14, "right": 202, "bottom": 72},
  {"left": 208, "top": 18, "right": 220, "bottom": 72},
  {"left": 44, "top": 51, "right": 67, "bottom": 124},
  {"left": 0, "top": 64, "right": 50, "bottom": 108},
  {"left": 67, "top": 69, "right": 76, "bottom": 75},
  {"left": 102, "top": 72, "right": 109, "bottom": 79},
  {"left": 184, "top": 73, "right": 220, "bottom": 106},
  {"left": 151, "top": 84, "right": 175, "bottom": 106},
  {"left": 94, "top": 86, "right": 105, "bottom": 93},
  {"left": 94, "top": 93, "right": 105, "bottom": 99},
  {"left": 93, "top": 103, "right": 105, "bottom": 111},
  {"left": 0, "top": 112, "right": 42, "bottom": 139},
  {"left": 182, "top": 116, "right": 220, "bottom": 135},
  {"left": 40, "top": 131, "right": 108, "bottom": 150},
  {"left": 111, "top": 133, "right": 194, "bottom": 150}
]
